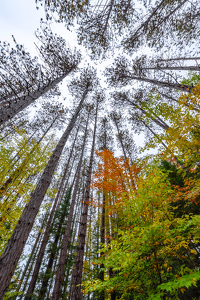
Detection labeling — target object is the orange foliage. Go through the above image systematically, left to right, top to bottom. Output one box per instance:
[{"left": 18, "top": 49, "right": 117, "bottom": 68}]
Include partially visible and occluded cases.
[{"left": 91, "top": 149, "right": 141, "bottom": 215}]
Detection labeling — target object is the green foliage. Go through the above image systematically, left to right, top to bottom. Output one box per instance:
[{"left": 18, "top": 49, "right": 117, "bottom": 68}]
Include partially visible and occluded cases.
[
  {"left": 182, "top": 71, "right": 200, "bottom": 86},
  {"left": 0, "top": 129, "right": 56, "bottom": 255},
  {"left": 83, "top": 148, "right": 200, "bottom": 299}
]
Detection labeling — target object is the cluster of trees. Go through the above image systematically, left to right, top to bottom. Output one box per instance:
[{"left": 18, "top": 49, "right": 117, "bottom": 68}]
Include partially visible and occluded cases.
[{"left": 0, "top": 0, "right": 200, "bottom": 299}]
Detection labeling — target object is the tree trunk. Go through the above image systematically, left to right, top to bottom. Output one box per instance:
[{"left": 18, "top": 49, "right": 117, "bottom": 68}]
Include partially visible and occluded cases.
[
  {"left": 124, "top": 0, "right": 188, "bottom": 46},
  {"left": 128, "top": 0, "right": 167, "bottom": 40},
  {"left": 157, "top": 57, "right": 200, "bottom": 62},
  {"left": 144, "top": 66, "right": 200, "bottom": 71},
  {"left": 0, "top": 68, "right": 74, "bottom": 125},
  {"left": 125, "top": 74, "right": 193, "bottom": 92},
  {"left": 0, "top": 88, "right": 88, "bottom": 300},
  {"left": 159, "top": 91, "right": 200, "bottom": 112},
  {"left": 124, "top": 96, "right": 169, "bottom": 130},
  {"left": 70, "top": 102, "right": 98, "bottom": 300},
  {"left": 51, "top": 112, "right": 90, "bottom": 300},
  {"left": 0, "top": 114, "right": 59, "bottom": 198},
  {"left": 139, "top": 117, "right": 188, "bottom": 172},
  {"left": 112, "top": 118, "right": 136, "bottom": 188},
  {"left": 113, "top": 118, "right": 127, "bottom": 161},
  {"left": 25, "top": 130, "right": 79, "bottom": 300},
  {"left": 38, "top": 170, "right": 79, "bottom": 300},
  {"left": 68, "top": 181, "right": 85, "bottom": 300},
  {"left": 38, "top": 188, "right": 72, "bottom": 300},
  {"left": 99, "top": 193, "right": 105, "bottom": 300},
  {"left": 17, "top": 212, "right": 51, "bottom": 299},
  {"left": 12, "top": 216, "right": 46, "bottom": 300},
  {"left": 18, "top": 235, "right": 43, "bottom": 300}
]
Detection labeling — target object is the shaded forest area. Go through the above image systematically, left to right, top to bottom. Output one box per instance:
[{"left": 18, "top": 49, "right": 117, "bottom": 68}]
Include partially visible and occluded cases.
[{"left": 0, "top": 0, "right": 200, "bottom": 299}]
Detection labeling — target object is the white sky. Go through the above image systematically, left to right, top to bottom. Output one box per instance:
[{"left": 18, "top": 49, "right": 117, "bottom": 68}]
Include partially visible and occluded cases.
[{"left": 0, "top": 0, "right": 43, "bottom": 51}]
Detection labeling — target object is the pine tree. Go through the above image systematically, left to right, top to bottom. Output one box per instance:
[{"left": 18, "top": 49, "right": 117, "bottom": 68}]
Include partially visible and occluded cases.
[
  {"left": 0, "top": 28, "right": 80, "bottom": 125},
  {"left": 0, "top": 68, "right": 93, "bottom": 299}
]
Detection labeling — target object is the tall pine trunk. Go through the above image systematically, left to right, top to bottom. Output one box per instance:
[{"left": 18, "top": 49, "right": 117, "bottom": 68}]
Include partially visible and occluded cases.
[
  {"left": 157, "top": 57, "right": 200, "bottom": 62},
  {"left": 144, "top": 66, "right": 200, "bottom": 71},
  {"left": 0, "top": 69, "right": 74, "bottom": 125},
  {"left": 124, "top": 74, "right": 193, "bottom": 92},
  {"left": 0, "top": 88, "right": 88, "bottom": 300},
  {"left": 70, "top": 103, "right": 98, "bottom": 300},
  {"left": 51, "top": 111, "right": 90, "bottom": 300},
  {"left": 112, "top": 117, "right": 135, "bottom": 188},
  {"left": 24, "top": 124, "right": 80, "bottom": 299},
  {"left": 12, "top": 212, "right": 48, "bottom": 300}
]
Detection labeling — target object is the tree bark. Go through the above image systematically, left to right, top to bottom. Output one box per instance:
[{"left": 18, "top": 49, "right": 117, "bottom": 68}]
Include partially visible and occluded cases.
[
  {"left": 157, "top": 57, "right": 200, "bottom": 62},
  {"left": 144, "top": 66, "right": 200, "bottom": 71},
  {"left": 124, "top": 74, "right": 193, "bottom": 92},
  {"left": 0, "top": 88, "right": 88, "bottom": 300},
  {"left": 70, "top": 102, "right": 98, "bottom": 300},
  {"left": 51, "top": 112, "right": 90, "bottom": 300},
  {"left": 25, "top": 125, "right": 80, "bottom": 300},
  {"left": 37, "top": 128, "right": 79, "bottom": 299},
  {"left": 38, "top": 189, "right": 72, "bottom": 300},
  {"left": 99, "top": 193, "right": 105, "bottom": 300},
  {"left": 17, "top": 212, "right": 51, "bottom": 299},
  {"left": 12, "top": 217, "right": 46, "bottom": 300},
  {"left": 18, "top": 235, "right": 43, "bottom": 300}
]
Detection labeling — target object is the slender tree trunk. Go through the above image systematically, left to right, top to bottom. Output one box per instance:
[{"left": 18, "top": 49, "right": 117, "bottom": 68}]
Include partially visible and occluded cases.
[
  {"left": 102, "top": 0, "right": 115, "bottom": 34},
  {"left": 128, "top": 0, "right": 167, "bottom": 40},
  {"left": 157, "top": 57, "right": 200, "bottom": 62},
  {"left": 144, "top": 66, "right": 200, "bottom": 71},
  {"left": 0, "top": 68, "right": 75, "bottom": 125},
  {"left": 124, "top": 74, "right": 193, "bottom": 92},
  {"left": 0, "top": 88, "right": 88, "bottom": 300},
  {"left": 159, "top": 91, "right": 200, "bottom": 112},
  {"left": 124, "top": 96, "right": 169, "bottom": 130},
  {"left": 70, "top": 102, "right": 98, "bottom": 300},
  {"left": 52, "top": 112, "right": 90, "bottom": 300},
  {"left": 0, "top": 114, "right": 59, "bottom": 197},
  {"left": 112, "top": 118, "right": 135, "bottom": 188},
  {"left": 139, "top": 118, "right": 188, "bottom": 172},
  {"left": 113, "top": 119, "right": 127, "bottom": 161},
  {"left": 25, "top": 134, "right": 79, "bottom": 300},
  {"left": 38, "top": 184, "right": 76, "bottom": 299},
  {"left": 68, "top": 184, "right": 84, "bottom": 300},
  {"left": 24, "top": 188, "right": 64, "bottom": 300},
  {"left": 99, "top": 193, "right": 105, "bottom": 300},
  {"left": 61, "top": 194, "right": 83, "bottom": 299},
  {"left": 18, "top": 211, "right": 52, "bottom": 299},
  {"left": 12, "top": 214, "right": 48, "bottom": 299},
  {"left": 18, "top": 235, "right": 43, "bottom": 300},
  {"left": 46, "top": 259, "right": 57, "bottom": 300}
]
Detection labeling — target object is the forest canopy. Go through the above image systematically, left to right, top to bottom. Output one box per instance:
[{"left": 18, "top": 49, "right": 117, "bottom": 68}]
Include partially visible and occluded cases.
[{"left": 0, "top": 0, "right": 200, "bottom": 299}]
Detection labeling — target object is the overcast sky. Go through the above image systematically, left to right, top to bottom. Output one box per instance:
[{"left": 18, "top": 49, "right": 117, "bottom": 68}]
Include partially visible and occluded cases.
[
  {"left": 0, "top": 0, "right": 152, "bottom": 151},
  {"left": 0, "top": 0, "right": 43, "bottom": 50}
]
